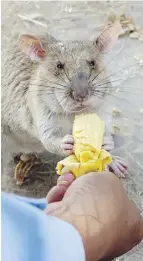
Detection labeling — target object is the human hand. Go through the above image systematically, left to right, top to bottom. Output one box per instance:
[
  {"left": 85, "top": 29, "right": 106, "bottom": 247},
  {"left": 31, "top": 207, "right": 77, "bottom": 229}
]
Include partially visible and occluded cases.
[{"left": 45, "top": 172, "right": 143, "bottom": 261}]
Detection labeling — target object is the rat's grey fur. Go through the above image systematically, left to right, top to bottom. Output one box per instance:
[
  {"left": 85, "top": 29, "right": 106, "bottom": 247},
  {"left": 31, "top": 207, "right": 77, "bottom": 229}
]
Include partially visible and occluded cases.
[{"left": 2, "top": 33, "right": 111, "bottom": 172}]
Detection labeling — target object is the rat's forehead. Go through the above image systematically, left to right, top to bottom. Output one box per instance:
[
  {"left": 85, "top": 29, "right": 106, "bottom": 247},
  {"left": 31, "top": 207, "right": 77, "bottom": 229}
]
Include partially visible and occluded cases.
[
  {"left": 49, "top": 41, "right": 96, "bottom": 58},
  {"left": 60, "top": 41, "right": 95, "bottom": 53}
]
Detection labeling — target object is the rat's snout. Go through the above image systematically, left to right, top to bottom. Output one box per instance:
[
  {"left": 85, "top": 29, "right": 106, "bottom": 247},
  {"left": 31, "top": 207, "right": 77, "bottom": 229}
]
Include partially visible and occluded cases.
[{"left": 70, "top": 72, "right": 90, "bottom": 102}]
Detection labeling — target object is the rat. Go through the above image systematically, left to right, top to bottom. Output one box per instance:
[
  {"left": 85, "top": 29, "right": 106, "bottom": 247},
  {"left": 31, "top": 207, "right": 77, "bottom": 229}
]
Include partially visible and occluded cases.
[{"left": 1, "top": 21, "right": 128, "bottom": 181}]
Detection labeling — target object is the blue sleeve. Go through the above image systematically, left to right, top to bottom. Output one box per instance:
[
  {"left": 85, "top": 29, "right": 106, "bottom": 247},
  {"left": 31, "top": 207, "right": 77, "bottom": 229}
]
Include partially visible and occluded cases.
[{"left": 1, "top": 193, "right": 85, "bottom": 261}]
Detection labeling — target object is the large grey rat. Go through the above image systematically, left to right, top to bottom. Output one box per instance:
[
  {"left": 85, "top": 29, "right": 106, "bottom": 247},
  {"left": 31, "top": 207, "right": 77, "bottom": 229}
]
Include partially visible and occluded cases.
[{"left": 1, "top": 21, "right": 128, "bottom": 183}]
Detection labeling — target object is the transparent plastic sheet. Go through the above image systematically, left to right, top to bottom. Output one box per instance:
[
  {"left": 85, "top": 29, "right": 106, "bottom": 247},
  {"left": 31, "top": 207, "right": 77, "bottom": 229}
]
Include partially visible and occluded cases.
[{"left": 1, "top": 2, "right": 143, "bottom": 260}]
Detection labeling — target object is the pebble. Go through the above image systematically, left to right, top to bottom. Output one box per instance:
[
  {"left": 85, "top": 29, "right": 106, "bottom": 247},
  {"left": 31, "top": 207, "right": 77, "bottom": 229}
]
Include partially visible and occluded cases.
[
  {"left": 129, "top": 31, "right": 140, "bottom": 39},
  {"left": 112, "top": 107, "right": 121, "bottom": 116},
  {"left": 139, "top": 108, "right": 143, "bottom": 114}
]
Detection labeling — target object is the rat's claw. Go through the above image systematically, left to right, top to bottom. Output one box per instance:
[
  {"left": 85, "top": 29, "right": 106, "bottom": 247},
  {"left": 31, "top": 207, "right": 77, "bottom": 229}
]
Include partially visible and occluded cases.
[
  {"left": 61, "top": 134, "right": 74, "bottom": 155},
  {"left": 103, "top": 136, "right": 114, "bottom": 151},
  {"left": 109, "top": 156, "right": 128, "bottom": 178}
]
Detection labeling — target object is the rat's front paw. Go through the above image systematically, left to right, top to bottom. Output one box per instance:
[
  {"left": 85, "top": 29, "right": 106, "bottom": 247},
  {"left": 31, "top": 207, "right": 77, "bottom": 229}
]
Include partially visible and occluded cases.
[
  {"left": 60, "top": 134, "right": 74, "bottom": 155},
  {"left": 102, "top": 136, "right": 114, "bottom": 151},
  {"left": 109, "top": 156, "right": 128, "bottom": 178}
]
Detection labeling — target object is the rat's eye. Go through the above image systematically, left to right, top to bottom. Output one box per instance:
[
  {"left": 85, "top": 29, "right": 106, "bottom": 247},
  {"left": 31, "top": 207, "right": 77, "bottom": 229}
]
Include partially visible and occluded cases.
[
  {"left": 88, "top": 60, "right": 96, "bottom": 68},
  {"left": 57, "top": 62, "right": 64, "bottom": 69}
]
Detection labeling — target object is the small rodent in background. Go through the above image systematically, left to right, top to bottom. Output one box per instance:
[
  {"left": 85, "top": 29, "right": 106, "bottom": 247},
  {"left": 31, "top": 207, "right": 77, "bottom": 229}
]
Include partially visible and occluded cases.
[{"left": 1, "top": 21, "right": 128, "bottom": 181}]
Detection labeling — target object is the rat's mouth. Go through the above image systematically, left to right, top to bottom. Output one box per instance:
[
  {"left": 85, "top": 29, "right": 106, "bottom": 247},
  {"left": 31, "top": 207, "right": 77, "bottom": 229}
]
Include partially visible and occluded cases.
[
  {"left": 59, "top": 96, "right": 91, "bottom": 114},
  {"left": 73, "top": 102, "right": 88, "bottom": 110},
  {"left": 64, "top": 104, "right": 88, "bottom": 114},
  {"left": 76, "top": 104, "right": 85, "bottom": 109}
]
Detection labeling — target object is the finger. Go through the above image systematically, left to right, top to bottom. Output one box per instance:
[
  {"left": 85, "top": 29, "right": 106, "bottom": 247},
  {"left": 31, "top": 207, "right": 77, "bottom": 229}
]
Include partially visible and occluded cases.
[
  {"left": 47, "top": 173, "right": 75, "bottom": 203},
  {"left": 57, "top": 173, "right": 75, "bottom": 185},
  {"left": 46, "top": 185, "right": 67, "bottom": 203}
]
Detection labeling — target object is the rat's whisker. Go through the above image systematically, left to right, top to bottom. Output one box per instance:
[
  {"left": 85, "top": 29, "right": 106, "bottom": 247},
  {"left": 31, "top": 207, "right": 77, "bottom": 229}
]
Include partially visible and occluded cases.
[
  {"left": 89, "top": 32, "right": 137, "bottom": 84},
  {"left": 89, "top": 43, "right": 127, "bottom": 83},
  {"left": 95, "top": 62, "right": 139, "bottom": 86},
  {"left": 42, "top": 64, "right": 69, "bottom": 85},
  {"left": 42, "top": 64, "right": 59, "bottom": 77},
  {"left": 64, "top": 65, "right": 71, "bottom": 83},
  {"left": 31, "top": 76, "right": 67, "bottom": 88},
  {"left": 95, "top": 77, "right": 123, "bottom": 87},
  {"left": 92, "top": 78, "right": 127, "bottom": 88},
  {"left": 31, "top": 81, "right": 65, "bottom": 90},
  {"left": 29, "top": 83, "right": 65, "bottom": 90},
  {"left": 97, "top": 84, "right": 143, "bottom": 91},
  {"left": 16, "top": 86, "right": 62, "bottom": 95},
  {"left": 95, "top": 86, "right": 142, "bottom": 94},
  {"left": 28, "top": 89, "right": 64, "bottom": 95},
  {"left": 92, "top": 89, "right": 140, "bottom": 97},
  {"left": 92, "top": 90, "right": 139, "bottom": 106},
  {"left": 114, "top": 90, "right": 140, "bottom": 96},
  {"left": 30, "top": 92, "right": 54, "bottom": 97},
  {"left": 59, "top": 94, "right": 70, "bottom": 109}
]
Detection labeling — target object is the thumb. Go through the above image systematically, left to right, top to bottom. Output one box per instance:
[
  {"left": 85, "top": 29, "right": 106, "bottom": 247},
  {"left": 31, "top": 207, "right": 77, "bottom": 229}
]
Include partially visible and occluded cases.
[{"left": 46, "top": 173, "right": 75, "bottom": 203}]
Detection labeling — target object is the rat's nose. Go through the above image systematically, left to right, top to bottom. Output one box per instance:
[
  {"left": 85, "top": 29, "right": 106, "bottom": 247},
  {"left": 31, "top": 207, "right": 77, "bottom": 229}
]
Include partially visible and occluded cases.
[
  {"left": 70, "top": 72, "right": 89, "bottom": 102},
  {"left": 71, "top": 90, "right": 88, "bottom": 102}
]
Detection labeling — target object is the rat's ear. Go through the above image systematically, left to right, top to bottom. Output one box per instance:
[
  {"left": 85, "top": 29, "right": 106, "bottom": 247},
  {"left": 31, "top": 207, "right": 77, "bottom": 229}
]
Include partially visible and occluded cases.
[
  {"left": 95, "top": 21, "right": 122, "bottom": 52},
  {"left": 19, "top": 34, "right": 46, "bottom": 61}
]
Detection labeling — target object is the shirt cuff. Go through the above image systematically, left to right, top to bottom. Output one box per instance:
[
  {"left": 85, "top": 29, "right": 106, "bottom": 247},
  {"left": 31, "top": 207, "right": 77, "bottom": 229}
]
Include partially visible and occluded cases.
[{"left": 2, "top": 192, "right": 85, "bottom": 261}]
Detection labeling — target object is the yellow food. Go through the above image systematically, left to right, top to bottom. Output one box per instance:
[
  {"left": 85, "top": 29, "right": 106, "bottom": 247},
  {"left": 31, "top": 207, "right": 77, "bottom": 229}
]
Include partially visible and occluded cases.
[{"left": 56, "top": 113, "right": 112, "bottom": 178}]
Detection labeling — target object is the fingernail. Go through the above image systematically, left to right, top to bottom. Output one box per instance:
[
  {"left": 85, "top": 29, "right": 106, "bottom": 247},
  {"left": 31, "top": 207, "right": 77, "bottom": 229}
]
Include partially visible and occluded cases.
[
  {"left": 57, "top": 173, "right": 75, "bottom": 184},
  {"left": 57, "top": 180, "right": 69, "bottom": 186}
]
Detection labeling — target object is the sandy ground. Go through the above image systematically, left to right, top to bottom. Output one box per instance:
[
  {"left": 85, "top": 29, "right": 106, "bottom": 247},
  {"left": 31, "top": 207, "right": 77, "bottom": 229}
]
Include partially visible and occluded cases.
[{"left": 1, "top": 1, "right": 143, "bottom": 260}]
